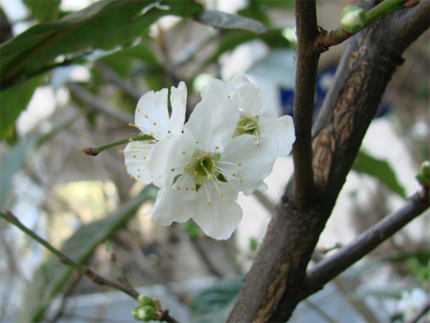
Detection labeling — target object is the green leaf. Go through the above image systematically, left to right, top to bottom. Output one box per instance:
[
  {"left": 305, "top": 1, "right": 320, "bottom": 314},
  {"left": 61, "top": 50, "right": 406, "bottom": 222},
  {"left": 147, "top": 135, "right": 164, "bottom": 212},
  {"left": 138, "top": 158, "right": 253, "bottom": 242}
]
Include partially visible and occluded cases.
[
  {"left": 0, "top": 0, "right": 203, "bottom": 89},
  {"left": 24, "top": 0, "right": 61, "bottom": 22},
  {"left": 196, "top": 10, "right": 267, "bottom": 34},
  {"left": 0, "top": 76, "right": 42, "bottom": 141},
  {"left": 352, "top": 150, "right": 406, "bottom": 198},
  {"left": 18, "top": 186, "right": 157, "bottom": 323}
]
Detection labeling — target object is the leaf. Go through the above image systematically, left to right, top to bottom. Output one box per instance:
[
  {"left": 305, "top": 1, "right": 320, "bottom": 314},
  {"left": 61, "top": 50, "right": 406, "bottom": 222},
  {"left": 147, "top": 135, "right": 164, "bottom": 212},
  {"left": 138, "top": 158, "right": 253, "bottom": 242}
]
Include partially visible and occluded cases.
[
  {"left": 0, "top": 0, "right": 203, "bottom": 89},
  {"left": 23, "top": 0, "right": 61, "bottom": 22},
  {"left": 196, "top": 10, "right": 267, "bottom": 34},
  {"left": 0, "top": 75, "right": 42, "bottom": 141},
  {"left": 352, "top": 150, "right": 406, "bottom": 198},
  {"left": 18, "top": 186, "right": 157, "bottom": 323}
]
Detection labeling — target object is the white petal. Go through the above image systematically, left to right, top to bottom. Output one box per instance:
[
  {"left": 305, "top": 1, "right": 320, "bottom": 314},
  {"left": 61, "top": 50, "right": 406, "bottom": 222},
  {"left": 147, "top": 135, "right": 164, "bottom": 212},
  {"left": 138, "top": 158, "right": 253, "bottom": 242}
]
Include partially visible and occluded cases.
[
  {"left": 231, "top": 74, "right": 250, "bottom": 86},
  {"left": 201, "top": 79, "right": 229, "bottom": 99},
  {"left": 167, "top": 82, "right": 187, "bottom": 135},
  {"left": 229, "top": 82, "right": 262, "bottom": 116},
  {"left": 135, "top": 88, "right": 170, "bottom": 139},
  {"left": 184, "top": 95, "right": 239, "bottom": 152},
  {"left": 260, "top": 110, "right": 295, "bottom": 157},
  {"left": 220, "top": 135, "right": 277, "bottom": 184},
  {"left": 147, "top": 137, "right": 176, "bottom": 188},
  {"left": 123, "top": 142, "right": 153, "bottom": 184},
  {"left": 240, "top": 180, "right": 268, "bottom": 196},
  {"left": 149, "top": 182, "right": 197, "bottom": 225},
  {"left": 193, "top": 182, "right": 242, "bottom": 240}
]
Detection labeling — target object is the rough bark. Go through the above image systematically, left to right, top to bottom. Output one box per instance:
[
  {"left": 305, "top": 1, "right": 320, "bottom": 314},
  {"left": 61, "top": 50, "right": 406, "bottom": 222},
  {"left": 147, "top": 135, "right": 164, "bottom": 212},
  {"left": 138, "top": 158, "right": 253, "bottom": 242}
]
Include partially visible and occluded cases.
[{"left": 226, "top": 1, "right": 429, "bottom": 322}]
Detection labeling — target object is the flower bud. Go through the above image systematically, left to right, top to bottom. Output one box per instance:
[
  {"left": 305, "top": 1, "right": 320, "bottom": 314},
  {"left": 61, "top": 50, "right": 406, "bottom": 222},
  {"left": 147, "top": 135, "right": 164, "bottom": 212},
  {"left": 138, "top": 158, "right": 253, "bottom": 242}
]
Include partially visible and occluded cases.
[
  {"left": 340, "top": 6, "right": 366, "bottom": 33},
  {"left": 420, "top": 161, "right": 430, "bottom": 177},
  {"left": 137, "top": 294, "right": 155, "bottom": 307},
  {"left": 131, "top": 305, "right": 156, "bottom": 322}
]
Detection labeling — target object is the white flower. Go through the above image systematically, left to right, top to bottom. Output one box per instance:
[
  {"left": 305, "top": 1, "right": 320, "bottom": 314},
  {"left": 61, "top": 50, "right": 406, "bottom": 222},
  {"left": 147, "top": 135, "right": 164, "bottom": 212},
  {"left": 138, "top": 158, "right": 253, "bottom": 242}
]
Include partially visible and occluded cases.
[
  {"left": 201, "top": 74, "right": 295, "bottom": 157},
  {"left": 123, "top": 82, "right": 186, "bottom": 184},
  {"left": 148, "top": 94, "right": 278, "bottom": 240},
  {"left": 397, "top": 288, "right": 428, "bottom": 321}
]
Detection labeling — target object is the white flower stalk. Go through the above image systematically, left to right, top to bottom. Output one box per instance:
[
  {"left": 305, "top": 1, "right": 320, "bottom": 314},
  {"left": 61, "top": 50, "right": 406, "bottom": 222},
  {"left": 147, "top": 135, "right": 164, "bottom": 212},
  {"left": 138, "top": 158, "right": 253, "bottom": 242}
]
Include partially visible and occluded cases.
[
  {"left": 340, "top": 6, "right": 366, "bottom": 33},
  {"left": 201, "top": 75, "right": 295, "bottom": 157},
  {"left": 123, "top": 82, "right": 186, "bottom": 184},
  {"left": 148, "top": 95, "right": 277, "bottom": 240}
]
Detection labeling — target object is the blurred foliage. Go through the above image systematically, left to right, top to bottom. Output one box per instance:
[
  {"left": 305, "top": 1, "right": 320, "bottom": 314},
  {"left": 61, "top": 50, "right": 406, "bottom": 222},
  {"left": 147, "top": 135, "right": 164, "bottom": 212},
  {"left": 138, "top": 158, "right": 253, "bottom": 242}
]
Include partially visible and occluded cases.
[{"left": 353, "top": 150, "right": 406, "bottom": 198}]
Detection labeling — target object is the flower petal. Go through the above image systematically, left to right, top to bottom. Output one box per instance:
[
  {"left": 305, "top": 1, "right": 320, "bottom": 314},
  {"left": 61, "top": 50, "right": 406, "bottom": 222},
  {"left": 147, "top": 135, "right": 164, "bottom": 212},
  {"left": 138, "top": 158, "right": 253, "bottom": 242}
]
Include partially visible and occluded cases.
[
  {"left": 201, "top": 78, "right": 229, "bottom": 99},
  {"left": 167, "top": 81, "right": 187, "bottom": 135},
  {"left": 229, "top": 81, "right": 262, "bottom": 116},
  {"left": 135, "top": 88, "right": 170, "bottom": 139},
  {"left": 184, "top": 95, "right": 239, "bottom": 152},
  {"left": 260, "top": 110, "right": 295, "bottom": 157},
  {"left": 220, "top": 134, "right": 277, "bottom": 184},
  {"left": 147, "top": 137, "right": 176, "bottom": 188},
  {"left": 123, "top": 142, "right": 153, "bottom": 184},
  {"left": 193, "top": 182, "right": 242, "bottom": 240}
]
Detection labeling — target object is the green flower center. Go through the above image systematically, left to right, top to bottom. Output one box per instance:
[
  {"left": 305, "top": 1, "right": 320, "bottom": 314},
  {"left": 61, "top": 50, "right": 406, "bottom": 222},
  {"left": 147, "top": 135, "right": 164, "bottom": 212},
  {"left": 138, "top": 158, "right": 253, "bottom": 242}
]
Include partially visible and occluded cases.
[
  {"left": 234, "top": 114, "right": 259, "bottom": 137},
  {"left": 183, "top": 149, "right": 222, "bottom": 184}
]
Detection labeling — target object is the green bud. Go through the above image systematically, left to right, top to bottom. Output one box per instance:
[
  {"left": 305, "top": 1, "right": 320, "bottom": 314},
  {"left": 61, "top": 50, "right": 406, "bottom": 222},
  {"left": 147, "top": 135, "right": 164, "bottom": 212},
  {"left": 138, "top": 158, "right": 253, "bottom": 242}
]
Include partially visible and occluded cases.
[
  {"left": 340, "top": 6, "right": 366, "bottom": 33},
  {"left": 420, "top": 161, "right": 430, "bottom": 177},
  {"left": 137, "top": 294, "right": 155, "bottom": 307},
  {"left": 131, "top": 305, "right": 156, "bottom": 322}
]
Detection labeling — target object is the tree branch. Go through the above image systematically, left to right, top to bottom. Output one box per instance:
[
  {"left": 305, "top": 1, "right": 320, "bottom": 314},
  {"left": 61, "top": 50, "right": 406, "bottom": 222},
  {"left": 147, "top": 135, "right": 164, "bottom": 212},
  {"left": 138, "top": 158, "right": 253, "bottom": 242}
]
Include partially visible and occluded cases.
[
  {"left": 292, "top": 0, "right": 319, "bottom": 207},
  {"left": 226, "top": 1, "right": 429, "bottom": 322},
  {"left": 302, "top": 191, "right": 430, "bottom": 298},
  {"left": 0, "top": 210, "right": 182, "bottom": 323}
]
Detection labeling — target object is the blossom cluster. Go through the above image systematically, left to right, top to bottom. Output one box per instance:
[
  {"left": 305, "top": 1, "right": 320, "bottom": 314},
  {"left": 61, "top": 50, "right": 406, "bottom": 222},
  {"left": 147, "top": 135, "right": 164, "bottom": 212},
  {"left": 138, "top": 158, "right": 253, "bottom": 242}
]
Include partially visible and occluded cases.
[{"left": 123, "top": 75, "right": 295, "bottom": 240}]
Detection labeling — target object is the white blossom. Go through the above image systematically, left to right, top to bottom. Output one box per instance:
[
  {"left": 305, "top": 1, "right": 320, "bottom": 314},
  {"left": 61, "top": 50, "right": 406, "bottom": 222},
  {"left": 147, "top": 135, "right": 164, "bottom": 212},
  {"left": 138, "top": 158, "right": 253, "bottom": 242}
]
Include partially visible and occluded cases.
[
  {"left": 201, "top": 74, "right": 295, "bottom": 157},
  {"left": 123, "top": 82, "right": 186, "bottom": 184},
  {"left": 148, "top": 95, "right": 277, "bottom": 239}
]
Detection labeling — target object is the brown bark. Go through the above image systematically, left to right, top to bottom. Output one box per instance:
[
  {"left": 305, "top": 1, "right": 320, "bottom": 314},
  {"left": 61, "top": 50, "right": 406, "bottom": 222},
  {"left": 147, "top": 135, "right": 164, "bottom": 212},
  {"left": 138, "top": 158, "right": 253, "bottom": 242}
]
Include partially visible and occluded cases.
[{"left": 226, "top": 1, "right": 429, "bottom": 322}]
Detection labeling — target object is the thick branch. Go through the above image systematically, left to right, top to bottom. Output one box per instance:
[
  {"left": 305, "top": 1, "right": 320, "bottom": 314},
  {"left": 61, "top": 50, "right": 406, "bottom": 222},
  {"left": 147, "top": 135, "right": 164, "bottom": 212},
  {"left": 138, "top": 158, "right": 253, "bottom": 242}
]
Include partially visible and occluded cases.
[
  {"left": 292, "top": 0, "right": 319, "bottom": 207},
  {"left": 226, "top": 1, "right": 429, "bottom": 322},
  {"left": 302, "top": 191, "right": 430, "bottom": 298}
]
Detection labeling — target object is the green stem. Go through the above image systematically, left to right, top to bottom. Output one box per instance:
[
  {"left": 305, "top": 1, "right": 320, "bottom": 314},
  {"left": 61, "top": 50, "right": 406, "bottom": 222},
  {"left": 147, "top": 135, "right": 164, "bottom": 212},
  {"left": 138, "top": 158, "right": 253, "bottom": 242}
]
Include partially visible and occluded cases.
[
  {"left": 365, "top": 0, "right": 405, "bottom": 25},
  {"left": 82, "top": 134, "right": 153, "bottom": 156},
  {"left": 0, "top": 210, "right": 87, "bottom": 276}
]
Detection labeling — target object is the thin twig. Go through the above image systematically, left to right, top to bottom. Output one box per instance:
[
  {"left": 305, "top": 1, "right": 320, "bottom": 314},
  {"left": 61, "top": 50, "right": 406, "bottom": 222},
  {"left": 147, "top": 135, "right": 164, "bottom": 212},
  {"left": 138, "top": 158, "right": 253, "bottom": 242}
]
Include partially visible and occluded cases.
[
  {"left": 292, "top": 0, "right": 319, "bottom": 207},
  {"left": 314, "top": 0, "right": 420, "bottom": 51},
  {"left": 95, "top": 62, "right": 144, "bottom": 100},
  {"left": 67, "top": 82, "right": 133, "bottom": 124},
  {"left": 82, "top": 134, "right": 153, "bottom": 156},
  {"left": 303, "top": 191, "right": 430, "bottom": 296},
  {"left": 0, "top": 210, "right": 140, "bottom": 299},
  {"left": 0, "top": 210, "right": 183, "bottom": 323},
  {"left": 408, "top": 299, "right": 430, "bottom": 323}
]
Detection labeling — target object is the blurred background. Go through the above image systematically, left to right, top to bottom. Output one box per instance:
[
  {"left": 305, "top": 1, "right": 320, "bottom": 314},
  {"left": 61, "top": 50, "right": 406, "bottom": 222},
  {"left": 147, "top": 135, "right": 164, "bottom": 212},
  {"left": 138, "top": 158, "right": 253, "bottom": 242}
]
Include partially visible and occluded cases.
[{"left": 0, "top": 0, "right": 429, "bottom": 322}]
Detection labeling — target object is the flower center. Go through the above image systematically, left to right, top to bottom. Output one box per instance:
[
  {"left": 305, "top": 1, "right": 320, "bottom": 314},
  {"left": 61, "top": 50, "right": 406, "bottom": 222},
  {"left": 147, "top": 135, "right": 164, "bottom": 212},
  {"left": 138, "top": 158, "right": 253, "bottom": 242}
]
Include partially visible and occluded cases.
[{"left": 234, "top": 114, "right": 259, "bottom": 137}]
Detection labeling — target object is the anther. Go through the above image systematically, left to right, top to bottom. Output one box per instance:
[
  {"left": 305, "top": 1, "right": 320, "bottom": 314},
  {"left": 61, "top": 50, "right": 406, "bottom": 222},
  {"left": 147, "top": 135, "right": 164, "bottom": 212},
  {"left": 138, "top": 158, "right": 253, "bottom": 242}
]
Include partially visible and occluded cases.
[
  {"left": 137, "top": 108, "right": 140, "bottom": 111},
  {"left": 144, "top": 115, "right": 148, "bottom": 118},
  {"left": 153, "top": 122, "right": 156, "bottom": 125},
  {"left": 129, "top": 123, "right": 133, "bottom": 126},
  {"left": 150, "top": 132, "right": 154, "bottom": 136},
  {"left": 129, "top": 138, "right": 133, "bottom": 142},
  {"left": 195, "top": 140, "right": 199, "bottom": 144},
  {"left": 215, "top": 146, "right": 219, "bottom": 149},
  {"left": 119, "top": 150, "right": 123, "bottom": 153},
  {"left": 182, "top": 151, "right": 185, "bottom": 154},
  {"left": 205, "top": 153, "right": 209, "bottom": 156},
  {"left": 133, "top": 155, "right": 136, "bottom": 158},
  {"left": 143, "top": 156, "right": 146, "bottom": 160},
  {"left": 197, "top": 157, "right": 201, "bottom": 160},
  {"left": 237, "top": 162, "right": 241, "bottom": 166},
  {"left": 185, "top": 163, "right": 189, "bottom": 166},
  {"left": 123, "top": 165, "right": 127, "bottom": 168},
  {"left": 137, "top": 168, "right": 140, "bottom": 171},
  {"left": 171, "top": 168, "right": 175, "bottom": 171},
  {"left": 232, "top": 173, "right": 236, "bottom": 176},
  {"left": 130, "top": 175, "right": 134, "bottom": 179},
  {"left": 137, "top": 175, "right": 140, "bottom": 178},
  {"left": 239, "top": 179, "right": 243, "bottom": 183},
  {"left": 217, "top": 183, "right": 221, "bottom": 186},
  {"left": 177, "top": 187, "right": 180, "bottom": 190},
  {"left": 185, "top": 187, "right": 189, "bottom": 191},
  {"left": 191, "top": 187, "right": 195, "bottom": 191},
  {"left": 212, "top": 187, "right": 216, "bottom": 191},
  {"left": 220, "top": 194, "right": 223, "bottom": 197},
  {"left": 206, "top": 201, "right": 210, "bottom": 205}
]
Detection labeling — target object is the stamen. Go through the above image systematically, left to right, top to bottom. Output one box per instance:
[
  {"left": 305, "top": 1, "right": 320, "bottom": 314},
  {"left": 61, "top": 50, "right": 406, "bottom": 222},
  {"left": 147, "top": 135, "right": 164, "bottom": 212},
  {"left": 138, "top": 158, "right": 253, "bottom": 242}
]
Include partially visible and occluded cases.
[
  {"left": 129, "top": 123, "right": 133, "bottom": 126},
  {"left": 129, "top": 138, "right": 133, "bottom": 142},
  {"left": 195, "top": 140, "right": 199, "bottom": 144},
  {"left": 119, "top": 150, "right": 123, "bottom": 153},
  {"left": 182, "top": 151, "right": 186, "bottom": 154},
  {"left": 133, "top": 155, "right": 136, "bottom": 158},
  {"left": 143, "top": 156, "right": 146, "bottom": 160},
  {"left": 237, "top": 163, "right": 242, "bottom": 166},
  {"left": 123, "top": 165, "right": 127, "bottom": 168},
  {"left": 137, "top": 168, "right": 140, "bottom": 171},
  {"left": 171, "top": 168, "right": 175, "bottom": 171},
  {"left": 137, "top": 175, "right": 140, "bottom": 178},
  {"left": 130, "top": 176, "right": 134, "bottom": 179},
  {"left": 239, "top": 179, "right": 243, "bottom": 183},
  {"left": 177, "top": 187, "right": 180, "bottom": 190},
  {"left": 212, "top": 187, "right": 216, "bottom": 190},
  {"left": 220, "top": 194, "right": 223, "bottom": 197},
  {"left": 206, "top": 201, "right": 210, "bottom": 205}
]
